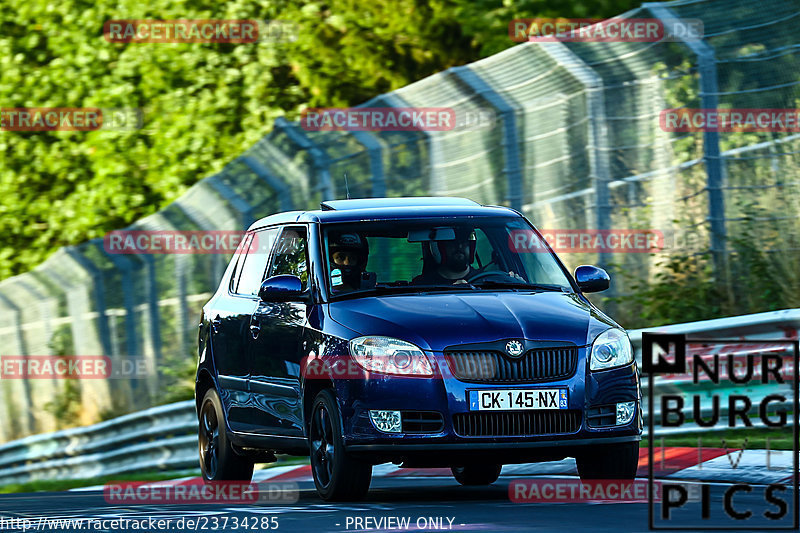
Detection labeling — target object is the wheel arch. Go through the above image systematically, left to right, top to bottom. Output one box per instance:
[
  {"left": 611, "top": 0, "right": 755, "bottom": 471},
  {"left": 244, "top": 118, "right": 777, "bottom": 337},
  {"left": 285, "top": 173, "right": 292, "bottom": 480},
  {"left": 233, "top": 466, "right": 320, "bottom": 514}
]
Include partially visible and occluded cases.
[
  {"left": 195, "top": 368, "right": 216, "bottom": 417},
  {"left": 303, "top": 377, "right": 334, "bottom": 436}
]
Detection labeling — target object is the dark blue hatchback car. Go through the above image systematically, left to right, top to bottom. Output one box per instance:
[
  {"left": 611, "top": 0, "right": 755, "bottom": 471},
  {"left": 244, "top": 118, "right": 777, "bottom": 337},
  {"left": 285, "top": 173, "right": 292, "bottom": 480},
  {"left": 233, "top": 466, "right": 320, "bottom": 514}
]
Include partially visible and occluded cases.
[{"left": 196, "top": 197, "right": 642, "bottom": 500}]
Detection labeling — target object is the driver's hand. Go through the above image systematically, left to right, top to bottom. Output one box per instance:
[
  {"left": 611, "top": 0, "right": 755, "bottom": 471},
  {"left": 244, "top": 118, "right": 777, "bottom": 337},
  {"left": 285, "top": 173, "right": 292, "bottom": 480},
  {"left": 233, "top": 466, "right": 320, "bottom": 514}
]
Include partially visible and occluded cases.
[
  {"left": 508, "top": 271, "right": 525, "bottom": 281},
  {"left": 453, "top": 279, "right": 468, "bottom": 285}
]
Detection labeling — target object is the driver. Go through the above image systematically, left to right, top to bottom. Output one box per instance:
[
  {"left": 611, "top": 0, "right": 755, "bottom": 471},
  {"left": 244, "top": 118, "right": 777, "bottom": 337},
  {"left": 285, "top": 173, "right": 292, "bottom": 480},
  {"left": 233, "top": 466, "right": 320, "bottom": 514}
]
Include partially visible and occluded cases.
[
  {"left": 412, "top": 229, "right": 477, "bottom": 285},
  {"left": 329, "top": 232, "right": 369, "bottom": 292}
]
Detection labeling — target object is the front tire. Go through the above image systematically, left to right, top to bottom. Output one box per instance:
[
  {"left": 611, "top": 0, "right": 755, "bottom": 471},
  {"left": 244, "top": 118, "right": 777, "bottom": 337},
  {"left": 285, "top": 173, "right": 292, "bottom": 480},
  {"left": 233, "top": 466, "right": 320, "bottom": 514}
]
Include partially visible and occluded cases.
[
  {"left": 198, "top": 388, "right": 254, "bottom": 482},
  {"left": 309, "top": 389, "right": 372, "bottom": 501},
  {"left": 576, "top": 441, "right": 639, "bottom": 480},
  {"left": 451, "top": 464, "right": 502, "bottom": 486}
]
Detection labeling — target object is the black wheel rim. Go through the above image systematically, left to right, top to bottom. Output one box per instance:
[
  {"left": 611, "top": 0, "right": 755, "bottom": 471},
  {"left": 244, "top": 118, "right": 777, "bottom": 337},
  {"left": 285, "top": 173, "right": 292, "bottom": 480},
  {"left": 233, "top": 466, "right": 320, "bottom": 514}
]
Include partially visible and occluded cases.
[
  {"left": 199, "top": 400, "right": 219, "bottom": 479},
  {"left": 310, "top": 403, "right": 335, "bottom": 488}
]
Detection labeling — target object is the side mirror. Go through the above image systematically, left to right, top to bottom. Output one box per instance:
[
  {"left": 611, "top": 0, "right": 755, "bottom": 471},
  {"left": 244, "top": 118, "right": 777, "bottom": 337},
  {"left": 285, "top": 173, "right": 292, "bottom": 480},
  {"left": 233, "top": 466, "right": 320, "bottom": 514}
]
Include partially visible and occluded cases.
[
  {"left": 574, "top": 265, "right": 610, "bottom": 293},
  {"left": 258, "top": 274, "right": 305, "bottom": 302}
]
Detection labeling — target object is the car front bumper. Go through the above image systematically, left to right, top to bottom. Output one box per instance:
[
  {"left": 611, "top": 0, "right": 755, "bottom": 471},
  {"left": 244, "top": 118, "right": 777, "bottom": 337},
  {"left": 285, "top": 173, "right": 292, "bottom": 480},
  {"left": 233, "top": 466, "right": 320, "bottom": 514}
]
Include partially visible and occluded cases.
[{"left": 333, "top": 347, "right": 642, "bottom": 461}]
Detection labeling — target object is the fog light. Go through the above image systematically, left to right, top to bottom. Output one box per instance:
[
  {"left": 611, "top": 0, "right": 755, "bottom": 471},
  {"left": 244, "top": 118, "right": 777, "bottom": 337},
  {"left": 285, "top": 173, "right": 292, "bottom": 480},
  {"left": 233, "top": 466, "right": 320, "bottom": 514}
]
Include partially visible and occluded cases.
[
  {"left": 616, "top": 401, "right": 636, "bottom": 425},
  {"left": 369, "top": 410, "right": 402, "bottom": 433}
]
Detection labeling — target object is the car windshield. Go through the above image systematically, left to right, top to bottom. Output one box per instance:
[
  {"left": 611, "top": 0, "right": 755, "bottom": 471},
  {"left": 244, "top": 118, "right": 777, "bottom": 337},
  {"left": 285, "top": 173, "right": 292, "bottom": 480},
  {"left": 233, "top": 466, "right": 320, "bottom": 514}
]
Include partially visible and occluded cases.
[{"left": 322, "top": 217, "right": 572, "bottom": 297}]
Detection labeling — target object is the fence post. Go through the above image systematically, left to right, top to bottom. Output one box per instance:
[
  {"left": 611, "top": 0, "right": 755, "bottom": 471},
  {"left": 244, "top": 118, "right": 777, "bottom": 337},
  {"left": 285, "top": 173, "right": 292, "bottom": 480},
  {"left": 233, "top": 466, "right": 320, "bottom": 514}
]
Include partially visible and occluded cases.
[
  {"left": 646, "top": 4, "right": 727, "bottom": 279},
  {"left": 537, "top": 42, "right": 614, "bottom": 301},
  {"left": 449, "top": 66, "right": 523, "bottom": 212},
  {"left": 271, "top": 117, "right": 333, "bottom": 202},
  {"left": 351, "top": 130, "right": 386, "bottom": 198},
  {"left": 239, "top": 154, "right": 296, "bottom": 211},
  {"left": 207, "top": 172, "right": 258, "bottom": 229},
  {"left": 89, "top": 238, "right": 142, "bottom": 406},
  {"left": 65, "top": 241, "right": 134, "bottom": 418},
  {"left": 65, "top": 247, "right": 113, "bottom": 358},
  {"left": 38, "top": 253, "right": 114, "bottom": 427},
  {"left": 131, "top": 253, "right": 162, "bottom": 381},
  {"left": 15, "top": 279, "right": 54, "bottom": 354},
  {"left": 0, "top": 292, "right": 34, "bottom": 437}
]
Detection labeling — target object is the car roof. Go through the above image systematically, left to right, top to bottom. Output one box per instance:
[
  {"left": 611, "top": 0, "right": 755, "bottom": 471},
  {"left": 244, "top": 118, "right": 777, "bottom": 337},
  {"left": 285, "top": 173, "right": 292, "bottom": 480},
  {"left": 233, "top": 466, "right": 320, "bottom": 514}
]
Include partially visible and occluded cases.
[
  {"left": 246, "top": 197, "right": 521, "bottom": 230},
  {"left": 320, "top": 197, "right": 479, "bottom": 211}
]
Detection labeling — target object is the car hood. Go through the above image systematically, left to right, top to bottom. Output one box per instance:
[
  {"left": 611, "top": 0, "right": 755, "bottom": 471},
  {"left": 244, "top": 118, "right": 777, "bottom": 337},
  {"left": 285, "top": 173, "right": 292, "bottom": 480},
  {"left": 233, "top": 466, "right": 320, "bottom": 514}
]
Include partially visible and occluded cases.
[{"left": 327, "top": 291, "right": 619, "bottom": 351}]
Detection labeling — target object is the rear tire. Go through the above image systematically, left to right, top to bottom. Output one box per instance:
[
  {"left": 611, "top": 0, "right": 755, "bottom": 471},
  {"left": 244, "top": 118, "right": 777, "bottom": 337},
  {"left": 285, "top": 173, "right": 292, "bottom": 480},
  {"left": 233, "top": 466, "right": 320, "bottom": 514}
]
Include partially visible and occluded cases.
[
  {"left": 199, "top": 388, "right": 254, "bottom": 482},
  {"left": 309, "top": 389, "right": 372, "bottom": 501},
  {"left": 576, "top": 441, "right": 639, "bottom": 480},
  {"left": 451, "top": 464, "right": 502, "bottom": 486}
]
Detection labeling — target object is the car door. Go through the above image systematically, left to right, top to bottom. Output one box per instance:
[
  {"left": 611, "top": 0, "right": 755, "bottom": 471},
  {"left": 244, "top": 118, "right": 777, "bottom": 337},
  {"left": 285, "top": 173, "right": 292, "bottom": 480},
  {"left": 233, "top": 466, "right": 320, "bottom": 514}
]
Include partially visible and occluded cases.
[
  {"left": 246, "top": 225, "right": 309, "bottom": 436},
  {"left": 214, "top": 228, "right": 278, "bottom": 431},
  {"left": 207, "top": 233, "right": 256, "bottom": 429}
]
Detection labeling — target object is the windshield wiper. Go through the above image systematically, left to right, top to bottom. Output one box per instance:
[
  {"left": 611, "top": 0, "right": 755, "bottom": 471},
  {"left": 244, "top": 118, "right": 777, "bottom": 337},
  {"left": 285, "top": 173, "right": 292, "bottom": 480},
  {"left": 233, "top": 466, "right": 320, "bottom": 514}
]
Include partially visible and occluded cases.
[
  {"left": 471, "top": 279, "right": 567, "bottom": 291},
  {"left": 370, "top": 282, "right": 478, "bottom": 292},
  {"left": 331, "top": 283, "right": 477, "bottom": 299},
  {"left": 407, "top": 283, "right": 477, "bottom": 291}
]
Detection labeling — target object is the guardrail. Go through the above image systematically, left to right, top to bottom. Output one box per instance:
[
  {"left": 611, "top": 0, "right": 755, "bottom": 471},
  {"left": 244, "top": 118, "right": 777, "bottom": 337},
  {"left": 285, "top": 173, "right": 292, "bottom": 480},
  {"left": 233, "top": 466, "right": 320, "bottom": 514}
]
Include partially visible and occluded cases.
[
  {"left": 629, "top": 308, "right": 800, "bottom": 353},
  {"left": 0, "top": 309, "right": 796, "bottom": 486},
  {"left": 0, "top": 401, "right": 197, "bottom": 486}
]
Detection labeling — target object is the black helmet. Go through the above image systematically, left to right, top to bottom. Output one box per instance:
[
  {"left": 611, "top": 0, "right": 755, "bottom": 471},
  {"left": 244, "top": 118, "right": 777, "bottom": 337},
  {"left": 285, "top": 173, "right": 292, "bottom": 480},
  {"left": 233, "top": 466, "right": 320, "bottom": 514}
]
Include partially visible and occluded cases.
[{"left": 329, "top": 233, "right": 369, "bottom": 287}]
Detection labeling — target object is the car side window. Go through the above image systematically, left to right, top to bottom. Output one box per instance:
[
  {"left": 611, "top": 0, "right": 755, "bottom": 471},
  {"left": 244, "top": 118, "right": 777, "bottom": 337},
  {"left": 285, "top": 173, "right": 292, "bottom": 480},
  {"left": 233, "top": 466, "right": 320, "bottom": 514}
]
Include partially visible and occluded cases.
[
  {"left": 267, "top": 227, "right": 308, "bottom": 289},
  {"left": 234, "top": 228, "right": 280, "bottom": 296},
  {"left": 228, "top": 233, "right": 253, "bottom": 293}
]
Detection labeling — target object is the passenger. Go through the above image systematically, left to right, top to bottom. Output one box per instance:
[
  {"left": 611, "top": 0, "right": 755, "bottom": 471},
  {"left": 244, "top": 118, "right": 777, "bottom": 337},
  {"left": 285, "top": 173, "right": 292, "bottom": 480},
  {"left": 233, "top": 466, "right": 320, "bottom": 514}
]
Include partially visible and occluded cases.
[{"left": 329, "top": 233, "right": 369, "bottom": 292}]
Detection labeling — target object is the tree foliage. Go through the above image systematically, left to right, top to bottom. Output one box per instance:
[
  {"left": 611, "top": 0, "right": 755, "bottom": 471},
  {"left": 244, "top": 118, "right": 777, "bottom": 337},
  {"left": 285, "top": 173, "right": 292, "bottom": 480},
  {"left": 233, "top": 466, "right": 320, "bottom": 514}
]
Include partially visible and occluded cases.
[{"left": 0, "top": 0, "right": 641, "bottom": 280}]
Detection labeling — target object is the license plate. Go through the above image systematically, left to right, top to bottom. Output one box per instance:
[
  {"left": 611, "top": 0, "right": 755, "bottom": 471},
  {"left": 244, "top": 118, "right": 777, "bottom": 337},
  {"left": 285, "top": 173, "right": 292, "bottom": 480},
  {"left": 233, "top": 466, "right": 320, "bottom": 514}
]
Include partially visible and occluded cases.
[{"left": 468, "top": 389, "right": 568, "bottom": 411}]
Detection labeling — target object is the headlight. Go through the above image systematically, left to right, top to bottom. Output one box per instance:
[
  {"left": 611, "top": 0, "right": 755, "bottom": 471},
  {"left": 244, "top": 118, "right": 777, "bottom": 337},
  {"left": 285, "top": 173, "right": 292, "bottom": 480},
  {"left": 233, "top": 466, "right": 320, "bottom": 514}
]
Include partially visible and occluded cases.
[
  {"left": 590, "top": 328, "right": 633, "bottom": 371},
  {"left": 349, "top": 336, "right": 433, "bottom": 376}
]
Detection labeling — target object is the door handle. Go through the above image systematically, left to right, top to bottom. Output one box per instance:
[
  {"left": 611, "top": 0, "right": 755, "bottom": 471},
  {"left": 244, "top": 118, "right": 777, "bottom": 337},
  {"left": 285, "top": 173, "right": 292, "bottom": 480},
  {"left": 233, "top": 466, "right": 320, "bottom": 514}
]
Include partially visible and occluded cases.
[{"left": 211, "top": 316, "right": 222, "bottom": 334}]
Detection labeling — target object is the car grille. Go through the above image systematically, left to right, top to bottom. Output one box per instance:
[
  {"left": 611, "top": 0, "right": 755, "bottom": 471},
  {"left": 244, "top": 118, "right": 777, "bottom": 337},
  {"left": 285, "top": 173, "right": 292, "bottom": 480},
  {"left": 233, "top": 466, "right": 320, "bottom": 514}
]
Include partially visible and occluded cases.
[
  {"left": 444, "top": 346, "right": 578, "bottom": 383},
  {"left": 586, "top": 405, "right": 616, "bottom": 428},
  {"left": 452, "top": 410, "right": 581, "bottom": 437},
  {"left": 401, "top": 411, "right": 444, "bottom": 433}
]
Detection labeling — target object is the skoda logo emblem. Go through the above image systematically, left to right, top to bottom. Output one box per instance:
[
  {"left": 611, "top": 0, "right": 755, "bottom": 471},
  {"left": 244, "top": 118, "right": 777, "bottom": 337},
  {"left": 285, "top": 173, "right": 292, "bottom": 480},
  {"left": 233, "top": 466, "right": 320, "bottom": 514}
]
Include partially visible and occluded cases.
[{"left": 505, "top": 340, "right": 524, "bottom": 358}]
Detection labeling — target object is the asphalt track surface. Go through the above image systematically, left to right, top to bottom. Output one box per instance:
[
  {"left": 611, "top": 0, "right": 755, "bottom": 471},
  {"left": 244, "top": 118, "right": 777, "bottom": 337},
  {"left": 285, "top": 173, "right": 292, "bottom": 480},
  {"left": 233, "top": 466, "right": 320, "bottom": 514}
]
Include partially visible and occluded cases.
[{"left": 0, "top": 475, "right": 796, "bottom": 532}]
